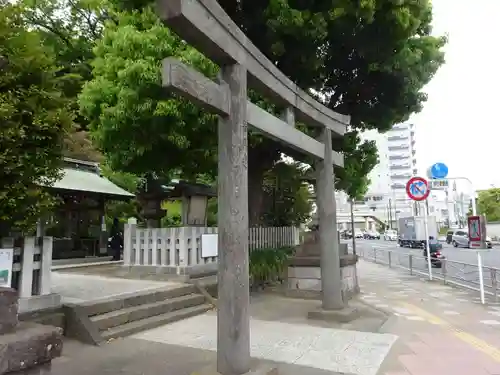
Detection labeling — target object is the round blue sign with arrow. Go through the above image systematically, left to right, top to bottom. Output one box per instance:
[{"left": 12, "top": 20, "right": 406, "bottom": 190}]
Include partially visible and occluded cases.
[{"left": 430, "top": 162, "right": 448, "bottom": 179}]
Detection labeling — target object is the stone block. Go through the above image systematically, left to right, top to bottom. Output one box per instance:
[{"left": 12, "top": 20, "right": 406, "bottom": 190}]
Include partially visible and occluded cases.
[
  {"left": 287, "top": 266, "right": 321, "bottom": 279},
  {"left": 0, "top": 288, "right": 19, "bottom": 334},
  {"left": 308, "top": 306, "right": 360, "bottom": 323},
  {"left": 0, "top": 322, "right": 63, "bottom": 374},
  {"left": 191, "top": 362, "right": 278, "bottom": 375}
]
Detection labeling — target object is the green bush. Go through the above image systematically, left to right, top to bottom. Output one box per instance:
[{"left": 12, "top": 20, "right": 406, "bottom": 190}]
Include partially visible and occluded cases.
[
  {"left": 439, "top": 227, "right": 449, "bottom": 235},
  {"left": 249, "top": 246, "right": 294, "bottom": 290}
]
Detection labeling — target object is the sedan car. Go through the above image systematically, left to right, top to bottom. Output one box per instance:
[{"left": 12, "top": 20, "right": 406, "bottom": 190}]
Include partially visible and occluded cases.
[
  {"left": 383, "top": 230, "right": 398, "bottom": 241},
  {"left": 452, "top": 230, "right": 493, "bottom": 248},
  {"left": 363, "top": 231, "right": 380, "bottom": 240}
]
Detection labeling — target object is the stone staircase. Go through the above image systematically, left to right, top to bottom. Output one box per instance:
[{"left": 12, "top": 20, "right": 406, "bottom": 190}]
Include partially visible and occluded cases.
[{"left": 65, "top": 284, "right": 214, "bottom": 344}]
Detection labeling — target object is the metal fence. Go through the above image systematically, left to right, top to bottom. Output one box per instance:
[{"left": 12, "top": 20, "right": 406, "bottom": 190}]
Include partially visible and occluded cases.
[{"left": 358, "top": 246, "right": 500, "bottom": 302}]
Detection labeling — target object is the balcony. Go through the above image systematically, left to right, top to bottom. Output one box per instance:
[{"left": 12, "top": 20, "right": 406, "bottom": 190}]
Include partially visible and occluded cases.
[
  {"left": 392, "top": 124, "right": 409, "bottom": 131},
  {"left": 388, "top": 135, "right": 409, "bottom": 142},
  {"left": 388, "top": 144, "right": 410, "bottom": 151},
  {"left": 389, "top": 154, "right": 409, "bottom": 161},
  {"left": 389, "top": 164, "right": 411, "bottom": 170},
  {"left": 413, "top": 168, "right": 418, "bottom": 175},
  {"left": 391, "top": 174, "right": 412, "bottom": 180},
  {"left": 391, "top": 183, "right": 406, "bottom": 190}
]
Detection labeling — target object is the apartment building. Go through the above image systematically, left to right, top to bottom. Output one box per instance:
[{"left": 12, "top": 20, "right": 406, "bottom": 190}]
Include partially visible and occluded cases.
[{"left": 337, "top": 123, "right": 418, "bottom": 224}]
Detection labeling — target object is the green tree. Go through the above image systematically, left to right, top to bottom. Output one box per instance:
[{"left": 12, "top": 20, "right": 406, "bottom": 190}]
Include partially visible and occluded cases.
[
  {"left": 20, "top": 0, "right": 109, "bottom": 162},
  {"left": 218, "top": 0, "right": 444, "bottom": 222},
  {"left": 0, "top": 2, "right": 72, "bottom": 235},
  {"left": 79, "top": 7, "right": 218, "bottom": 178},
  {"left": 260, "top": 162, "right": 313, "bottom": 227},
  {"left": 477, "top": 189, "right": 500, "bottom": 222}
]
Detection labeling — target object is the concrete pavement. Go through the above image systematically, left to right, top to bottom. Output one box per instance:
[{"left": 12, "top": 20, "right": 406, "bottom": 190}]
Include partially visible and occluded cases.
[
  {"left": 34, "top": 259, "right": 500, "bottom": 375},
  {"left": 357, "top": 260, "right": 500, "bottom": 374}
]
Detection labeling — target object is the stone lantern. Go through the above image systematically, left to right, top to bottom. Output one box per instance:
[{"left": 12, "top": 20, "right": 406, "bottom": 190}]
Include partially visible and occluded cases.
[{"left": 165, "top": 180, "right": 216, "bottom": 226}]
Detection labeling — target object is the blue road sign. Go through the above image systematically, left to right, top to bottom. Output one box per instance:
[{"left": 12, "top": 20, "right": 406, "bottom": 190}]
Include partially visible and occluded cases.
[
  {"left": 430, "top": 163, "right": 448, "bottom": 179},
  {"left": 406, "top": 176, "right": 430, "bottom": 201}
]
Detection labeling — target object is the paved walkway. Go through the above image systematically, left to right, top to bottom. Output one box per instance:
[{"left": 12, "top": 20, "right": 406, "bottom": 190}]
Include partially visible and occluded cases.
[
  {"left": 46, "top": 259, "right": 500, "bottom": 375},
  {"left": 357, "top": 260, "right": 500, "bottom": 374},
  {"left": 51, "top": 272, "right": 183, "bottom": 304}
]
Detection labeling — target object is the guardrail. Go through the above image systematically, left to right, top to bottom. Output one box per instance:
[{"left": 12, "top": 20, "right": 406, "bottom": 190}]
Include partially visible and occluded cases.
[{"left": 358, "top": 246, "right": 500, "bottom": 303}]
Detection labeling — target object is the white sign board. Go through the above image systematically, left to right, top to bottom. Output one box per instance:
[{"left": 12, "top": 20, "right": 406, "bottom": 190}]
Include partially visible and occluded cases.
[
  {"left": 430, "top": 179, "right": 449, "bottom": 190},
  {"left": 201, "top": 234, "right": 218, "bottom": 258},
  {"left": 0, "top": 248, "right": 13, "bottom": 287}
]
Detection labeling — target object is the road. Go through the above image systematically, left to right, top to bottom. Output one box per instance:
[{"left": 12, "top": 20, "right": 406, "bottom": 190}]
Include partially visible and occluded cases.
[{"left": 348, "top": 238, "right": 500, "bottom": 296}]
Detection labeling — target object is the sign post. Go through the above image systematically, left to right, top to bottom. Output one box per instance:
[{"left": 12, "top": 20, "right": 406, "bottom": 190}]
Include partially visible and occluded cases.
[
  {"left": 406, "top": 176, "right": 433, "bottom": 280},
  {"left": 468, "top": 215, "right": 488, "bottom": 304},
  {"left": 0, "top": 248, "right": 13, "bottom": 287}
]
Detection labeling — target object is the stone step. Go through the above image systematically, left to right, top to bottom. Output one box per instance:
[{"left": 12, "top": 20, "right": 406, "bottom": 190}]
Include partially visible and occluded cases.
[
  {"left": 81, "top": 284, "right": 197, "bottom": 317},
  {"left": 91, "top": 293, "right": 205, "bottom": 331},
  {"left": 101, "top": 304, "right": 213, "bottom": 340}
]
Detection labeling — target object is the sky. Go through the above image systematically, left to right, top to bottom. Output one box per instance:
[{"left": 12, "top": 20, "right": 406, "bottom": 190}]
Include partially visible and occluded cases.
[{"left": 414, "top": 0, "right": 500, "bottom": 192}]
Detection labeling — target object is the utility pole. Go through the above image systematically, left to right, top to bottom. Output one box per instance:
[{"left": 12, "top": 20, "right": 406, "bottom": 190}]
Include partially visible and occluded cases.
[
  {"left": 393, "top": 196, "right": 398, "bottom": 230},
  {"left": 350, "top": 199, "right": 356, "bottom": 255},
  {"left": 388, "top": 199, "right": 393, "bottom": 229}
]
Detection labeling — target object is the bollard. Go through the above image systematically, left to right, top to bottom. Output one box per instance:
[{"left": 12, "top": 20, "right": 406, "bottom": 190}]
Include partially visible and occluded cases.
[
  {"left": 374, "top": 248, "right": 377, "bottom": 263},
  {"left": 388, "top": 251, "right": 392, "bottom": 268},
  {"left": 409, "top": 254, "right": 413, "bottom": 275},
  {"left": 442, "top": 259, "right": 447, "bottom": 285},
  {"left": 491, "top": 268, "right": 498, "bottom": 302}
]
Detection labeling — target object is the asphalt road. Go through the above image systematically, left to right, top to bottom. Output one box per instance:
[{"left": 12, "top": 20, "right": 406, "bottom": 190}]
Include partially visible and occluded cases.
[{"left": 348, "top": 238, "right": 500, "bottom": 295}]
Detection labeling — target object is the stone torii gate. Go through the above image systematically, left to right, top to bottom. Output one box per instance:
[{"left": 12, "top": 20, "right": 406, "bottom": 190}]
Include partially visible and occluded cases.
[{"left": 158, "top": 1, "right": 351, "bottom": 374}]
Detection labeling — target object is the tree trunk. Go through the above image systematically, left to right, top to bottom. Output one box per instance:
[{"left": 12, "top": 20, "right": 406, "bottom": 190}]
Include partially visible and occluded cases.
[
  {"left": 247, "top": 142, "right": 280, "bottom": 226},
  {"left": 248, "top": 166, "right": 266, "bottom": 226}
]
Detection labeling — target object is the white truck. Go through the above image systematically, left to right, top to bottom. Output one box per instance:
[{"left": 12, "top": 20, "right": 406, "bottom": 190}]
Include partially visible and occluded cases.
[{"left": 398, "top": 216, "right": 438, "bottom": 248}]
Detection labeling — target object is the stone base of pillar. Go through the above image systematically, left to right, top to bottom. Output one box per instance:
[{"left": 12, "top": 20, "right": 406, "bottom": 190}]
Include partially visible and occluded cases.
[
  {"left": 0, "top": 288, "right": 63, "bottom": 374},
  {"left": 18, "top": 293, "right": 61, "bottom": 314},
  {"left": 307, "top": 305, "right": 360, "bottom": 323},
  {"left": 192, "top": 362, "right": 278, "bottom": 375}
]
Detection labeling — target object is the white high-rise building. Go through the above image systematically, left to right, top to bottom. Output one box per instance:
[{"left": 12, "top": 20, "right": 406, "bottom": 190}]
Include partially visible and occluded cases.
[
  {"left": 336, "top": 123, "right": 419, "bottom": 225},
  {"left": 361, "top": 123, "right": 416, "bottom": 217}
]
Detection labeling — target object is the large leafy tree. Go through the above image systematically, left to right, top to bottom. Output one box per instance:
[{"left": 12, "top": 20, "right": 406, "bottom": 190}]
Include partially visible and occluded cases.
[
  {"left": 21, "top": 0, "right": 109, "bottom": 162},
  {"left": 216, "top": 0, "right": 445, "bottom": 206},
  {"left": 0, "top": 2, "right": 72, "bottom": 235},
  {"left": 79, "top": 8, "right": 218, "bottom": 178}
]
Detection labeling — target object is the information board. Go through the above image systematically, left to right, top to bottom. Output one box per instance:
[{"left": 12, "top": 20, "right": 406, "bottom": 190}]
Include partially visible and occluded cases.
[{"left": 0, "top": 248, "right": 13, "bottom": 287}]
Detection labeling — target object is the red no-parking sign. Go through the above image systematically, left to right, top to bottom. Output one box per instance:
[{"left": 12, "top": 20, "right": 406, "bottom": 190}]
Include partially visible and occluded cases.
[{"left": 406, "top": 177, "right": 430, "bottom": 201}]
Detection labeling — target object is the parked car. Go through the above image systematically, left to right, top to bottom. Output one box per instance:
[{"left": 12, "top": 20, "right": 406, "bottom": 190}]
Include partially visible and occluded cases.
[
  {"left": 354, "top": 229, "right": 364, "bottom": 239},
  {"left": 451, "top": 229, "right": 469, "bottom": 248},
  {"left": 384, "top": 230, "right": 398, "bottom": 241},
  {"left": 451, "top": 230, "right": 493, "bottom": 248},
  {"left": 364, "top": 231, "right": 380, "bottom": 240},
  {"left": 423, "top": 237, "right": 445, "bottom": 268}
]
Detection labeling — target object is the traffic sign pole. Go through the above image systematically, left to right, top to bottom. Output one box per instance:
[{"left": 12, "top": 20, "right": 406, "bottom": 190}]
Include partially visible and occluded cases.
[
  {"left": 406, "top": 176, "right": 432, "bottom": 281},
  {"left": 423, "top": 204, "right": 432, "bottom": 281},
  {"left": 468, "top": 215, "right": 487, "bottom": 304},
  {"left": 477, "top": 252, "right": 485, "bottom": 304}
]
